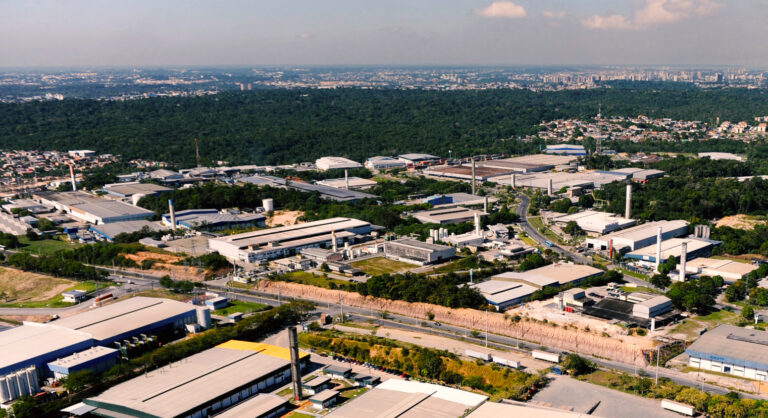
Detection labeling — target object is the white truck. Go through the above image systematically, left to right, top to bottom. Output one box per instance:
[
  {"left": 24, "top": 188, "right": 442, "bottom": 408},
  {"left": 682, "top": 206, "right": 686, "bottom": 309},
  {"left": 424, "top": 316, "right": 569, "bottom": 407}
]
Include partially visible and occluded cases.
[
  {"left": 465, "top": 349, "right": 492, "bottom": 362},
  {"left": 531, "top": 350, "right": 560, "bottom": 363},
  {"left": 491, "top": 356, "right": 520, "bottom": 369},
  {"left": 660, "top": 399, "right": 695, "bottom": 416}
]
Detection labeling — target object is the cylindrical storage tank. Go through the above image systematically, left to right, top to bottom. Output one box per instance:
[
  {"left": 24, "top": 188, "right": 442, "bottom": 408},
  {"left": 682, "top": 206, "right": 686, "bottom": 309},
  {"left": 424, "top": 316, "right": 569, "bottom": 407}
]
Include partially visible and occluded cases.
[
  {"left": 132, "top": 193, "right": 147, "bottom": 206},
  {"left": 263, "top": 198, "right": 274, "bottom": 212},
  {"left": 197, "top": 307, "right": 212, "bottom": 329},
  {"left": 25, "top": 367, "right": 39, "bottom": 394},
  {"left": 16, "top": 370, "right": 30, "bottom": 397},
  {"left": 6, "top": 373, "right": 19, "bottom": 400},
  {"left": 0, "top": 376, "right": 10, "bottom": 403}
]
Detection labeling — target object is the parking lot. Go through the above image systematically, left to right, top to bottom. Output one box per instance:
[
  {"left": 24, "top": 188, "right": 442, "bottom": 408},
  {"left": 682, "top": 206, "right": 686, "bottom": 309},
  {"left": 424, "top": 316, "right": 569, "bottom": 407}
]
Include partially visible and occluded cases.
[{"left": 533, "top": 376, "right": 682, "bottom": 418}]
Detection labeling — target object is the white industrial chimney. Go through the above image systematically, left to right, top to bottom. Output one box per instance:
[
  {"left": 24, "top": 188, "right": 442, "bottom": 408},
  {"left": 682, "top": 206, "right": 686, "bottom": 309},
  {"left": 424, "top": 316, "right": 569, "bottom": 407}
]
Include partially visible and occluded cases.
[
  {"left": 471, "top": 159, "right": 477, "bottom": 196},
  {"left": 69, "top": 164, "right": 77, "bottom": 192},
  {"left": 344, "top": 169, "right": 349, "bottom": 190},
  {"left": 511, "top": 173, "right": 517, "bottom": 189},
  {"left": 547, "top": 178, "right": 553, "bottom": 196},
  {"left": 625, "top": 184, "right": 632, "bottom": 219},
  {"left": 483, "top": 196, "right": 489, "bottom": 213},
  {"left": 168, "top": 199, "right": 177, "bottom": 230},
  {"left": 474, "top": 213, "right": 481, "bottom": 236},
  {"left": 655, "top": 227, "right": 662, "bottom": 273},
  {"left": 331, "top": 230, "right": 338, "bottom": 252},
  {"left": 679, "top": 241, "right": 688, "bottom": 282},
  {"left": 288, "top": 327, "right": 302, "bottom": 401}
]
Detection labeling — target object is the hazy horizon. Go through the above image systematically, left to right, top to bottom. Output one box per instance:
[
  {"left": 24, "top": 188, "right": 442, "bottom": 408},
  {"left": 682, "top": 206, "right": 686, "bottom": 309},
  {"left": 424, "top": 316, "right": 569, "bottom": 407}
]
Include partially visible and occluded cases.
[{"left": 1, "top": 0, "right": 766, "bottom": 68}]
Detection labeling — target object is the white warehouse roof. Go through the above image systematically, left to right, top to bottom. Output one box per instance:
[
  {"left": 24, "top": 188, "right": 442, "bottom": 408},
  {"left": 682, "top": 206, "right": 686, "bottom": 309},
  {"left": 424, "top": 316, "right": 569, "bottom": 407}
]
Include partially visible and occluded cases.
[{"left": 315, "top": 157, "right": 362, "bottom": 171}]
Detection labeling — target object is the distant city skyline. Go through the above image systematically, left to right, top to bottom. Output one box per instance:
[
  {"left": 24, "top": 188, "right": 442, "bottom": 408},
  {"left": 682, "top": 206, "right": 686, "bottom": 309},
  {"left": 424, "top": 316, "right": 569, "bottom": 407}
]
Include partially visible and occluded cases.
[{"left": 0, "top": 0, "right": 765, "bottom": 67}]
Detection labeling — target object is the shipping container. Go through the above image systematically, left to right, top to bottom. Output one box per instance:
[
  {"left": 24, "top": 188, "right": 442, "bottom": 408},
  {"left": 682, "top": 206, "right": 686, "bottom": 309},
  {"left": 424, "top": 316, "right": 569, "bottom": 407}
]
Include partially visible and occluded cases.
[
  {"left": 465, "top": 349, "right": 492, "bottom": 362},
  {"left": 532, "top": 350, "right": 560, "bottom": 363},
  {"left": 491, "top": 356, "right": 520, "bottom": 369},
  {"left": 661, "top": 399, "right": 695, "bottom": 416}
]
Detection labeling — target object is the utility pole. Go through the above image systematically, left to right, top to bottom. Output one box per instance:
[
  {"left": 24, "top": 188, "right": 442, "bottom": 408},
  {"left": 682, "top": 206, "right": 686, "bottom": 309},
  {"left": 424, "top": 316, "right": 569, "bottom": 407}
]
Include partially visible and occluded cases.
[
  {"left": 339, "top": 292, "right": 344, "bottom": 323},
  {"left": 485, "top": 308, "right": 489, "bottom": 348},
  {"left": 655, "top": 346, "right": 660, "bottom": 385}
]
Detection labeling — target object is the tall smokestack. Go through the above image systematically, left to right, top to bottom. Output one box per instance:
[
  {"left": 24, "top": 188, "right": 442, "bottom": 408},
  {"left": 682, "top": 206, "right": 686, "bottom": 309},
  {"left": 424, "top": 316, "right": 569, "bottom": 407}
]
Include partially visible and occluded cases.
[
  {"left": 471, "top": 159, "right": 476, "bottom": 196},
  {"left": 69, "top": 164, "right": 77, "bottom": 192},
  {"left": 344, "top": 169, "right": 349, "bottom": 190},
  {"left": 511, "top": 173, "right": 516, "bottom": 189},
  {"left": 547, "top": 178, "right": 553, "bottom": 196},
  {"left": 625, "top": 184, "right": 632, "bottom": 219},
  {"left": 483, "top": 196, "right": 489, "bottom": 213},
  {"left": 168, "top": 199, "right": 177, "bottom": 230},
  {"left": 474, "top": 213, "right": 481, "bottom": 236},
  {"left": 655, "top": 227, "right": 662, "bottom": 273},
  {"left": 331, "top": 230, "right": 338, "bottom": 252},
  {"left": 680, "top": 242, "right": 688, "bottom": 282},
  {"left": 288, "top": 326, "right": 302, "bottom": 401}
]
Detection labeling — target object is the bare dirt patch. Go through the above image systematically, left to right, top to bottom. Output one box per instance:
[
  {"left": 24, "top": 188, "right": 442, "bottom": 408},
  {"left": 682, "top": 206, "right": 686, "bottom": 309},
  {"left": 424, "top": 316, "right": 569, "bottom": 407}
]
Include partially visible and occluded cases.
[
  {"left": 266, "top": 210, "right": 304, "bottom": 227},
  {"left": 716, "top": 214, "right": 766, "bottom": 230},
  {"left": 122, "top": 251, "right": 205, "bottom": 281},
  {"left": 0, "top": 268, "right": 75, "bottom": 303}
]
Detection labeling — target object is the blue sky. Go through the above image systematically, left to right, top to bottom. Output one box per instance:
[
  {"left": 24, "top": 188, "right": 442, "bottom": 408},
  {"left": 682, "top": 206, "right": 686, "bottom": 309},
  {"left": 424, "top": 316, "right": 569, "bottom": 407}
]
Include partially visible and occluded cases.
[{"left": 0, "top": 0, "right": 765, "bottom": 67}]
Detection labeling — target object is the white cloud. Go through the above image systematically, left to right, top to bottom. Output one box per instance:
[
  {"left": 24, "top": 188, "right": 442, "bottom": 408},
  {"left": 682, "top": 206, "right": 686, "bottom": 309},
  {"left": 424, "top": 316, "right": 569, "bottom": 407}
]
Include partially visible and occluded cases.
[
  {"left": 582, "top": 0, "right": 723, "bottom": 30},
  {"left": 476, "top": 1, "right": 527, "bottom": 19},
  {"left": 542, "top": 10, "right": 566, "bottom": 19}
]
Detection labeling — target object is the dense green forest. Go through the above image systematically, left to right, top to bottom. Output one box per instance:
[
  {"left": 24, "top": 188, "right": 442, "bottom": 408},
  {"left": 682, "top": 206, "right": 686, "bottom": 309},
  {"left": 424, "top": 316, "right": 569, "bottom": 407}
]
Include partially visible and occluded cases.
[{"left": 4, "top": 87, "right": 768, "bottom": 166}]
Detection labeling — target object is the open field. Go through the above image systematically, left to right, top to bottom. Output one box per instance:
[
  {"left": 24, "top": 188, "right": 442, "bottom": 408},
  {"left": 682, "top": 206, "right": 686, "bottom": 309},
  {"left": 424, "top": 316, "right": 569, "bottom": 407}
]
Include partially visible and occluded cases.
[
  {"left": 266, "top": 210, "right": 304, "bottom": 227},
  {"left": 716, "top": 214, "right": 766, "bottom": 230},
  {"left": 18, "top": 236, "right": 81, "bottom": 256},
  {"left": 122, "top": 251, "right": 206, "bottom": 281},
  {"left": 350, "top": 257, "right": 416, "bottom": 276},
  {"left": 0, "top": 267, "right": 110, "bottom": 308},
  {"left": 278, "top": 271, "right": 350, "bottom": 289},
  {"left": 621, "top": 286, "right": 662, "bottom": 294},
  {"left": 132, "top": 288, "right": 191, "bottom": 301},
  {"left": 213, "top": 300, "right": 269, "bottom": 315},
  {"left": 668, "top": 310, "right": 740, "bottom": 339}
]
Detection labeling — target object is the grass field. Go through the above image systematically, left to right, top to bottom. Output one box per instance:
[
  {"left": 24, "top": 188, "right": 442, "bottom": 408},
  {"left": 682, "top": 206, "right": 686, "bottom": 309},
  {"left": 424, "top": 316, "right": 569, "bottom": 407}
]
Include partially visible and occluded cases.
[
  {"left": 18, "top": 236, "right": 81, "bottom": 256},
  {"left": 350, "top": 257, "right": 416, "bottom": 276},
  {"left": 617, "top": 268, "right": 649, "bottom": 281},
  {"left": 279, "top": 271, "right": 349, "bottom": 289},
  {"left": 620, "top": 286, "right": 662, "bottom": 294},
  {"left": 133, "top": 288, "right": 191, "bottom": 301},
  {"left": 213, "top": 300, "right": 269, "bottom": 316},
  {"left": 670, "top": 310, "right": 741, "bottom": 339}
]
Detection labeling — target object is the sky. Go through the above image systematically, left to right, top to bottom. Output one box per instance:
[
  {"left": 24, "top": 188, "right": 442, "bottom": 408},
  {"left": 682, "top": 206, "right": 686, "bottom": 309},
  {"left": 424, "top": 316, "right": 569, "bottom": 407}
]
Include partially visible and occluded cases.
[{"left": 0, "top": 0, "right": 766, "bottom": 68}]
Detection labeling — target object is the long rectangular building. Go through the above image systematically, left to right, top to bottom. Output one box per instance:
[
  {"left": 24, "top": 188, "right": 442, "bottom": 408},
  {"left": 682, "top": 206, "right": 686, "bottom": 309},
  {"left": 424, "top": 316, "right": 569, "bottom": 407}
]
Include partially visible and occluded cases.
[
  {"left": 34, "top": 191, "right": 154, "bottom": 224},
  {"left": 550, "top": 210, "right": 636, "bottom": 234},
  {"left": 208, "top": 217, "right": 373, "bottom": 262},
  {"left": 586, "top": 220, "right": 689, "bottom": 251},
  {"left": 383, "top": 238, "right": 455, "bottom": 265},
  {"left": 625, "top": 238, "right": 713, "bottom": 265},
  {"left": 686, "top": 325, "right": 768, "bottom": 381},
  {"left": 84, "top": 340, "right": 309, "bottom": 418}
]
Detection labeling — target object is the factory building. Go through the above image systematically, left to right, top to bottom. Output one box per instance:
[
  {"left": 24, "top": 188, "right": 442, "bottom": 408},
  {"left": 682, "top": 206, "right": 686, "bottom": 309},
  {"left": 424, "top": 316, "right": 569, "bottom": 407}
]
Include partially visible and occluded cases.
[
  {"left": 545, "top": 144, "right": 587, "bottom": 156},
  {"left": 68, "top": 150, "right": 96, "bottom": 158},
  {"left": 397, "top": 153, "right": 442, "bottom": 166},
  {"left": 424, "top": 154, "right": 577, "bottom": 181},
  {"left": 364, "top": 156, "right": 406, "bottom": 170},
  {"left": 315, "top": 157, "right": 362, "bottom": 171},
  {"left": 612, "top": 167, "right": 665, "bottom": 183},
  {"left": 238, "top": 176, "right": 376, "bottom": 203},
  {"left": 316, "top": 177, "right": 378, "bottom": 190},
  {"left": 100, "top": 182, "right": 172, "bottom": 199},
  {"left": 34, "top": 191, "right": 154, "bottom": 225},
  {"left": 411, "top": 207, "right": 487, "bottom": 225},
  {"left": 162, "top": 209, "right": 266, "bottom": 231},
  {"left": 549, "top": 210, "right": 636, "bottom": 234},
  {"left": 208, "top": 217, "right": 373, "bottom": 263},
  {"left": 89, "top": 220, "right": 162, "bottom": 241},
  {"left": 586, "top": 220, "right": 689, "bottom": 251},
  {"left": 383, "top": 238, "right": 455, "bottom": 265},
  {"left": 625, "top": 238, "right": 714, "bottom": 266},
  {"left": 680, "top": 257, "right": 759, "bottom": 284},
  {"left": 472, "top": 263, "right": 602, "bottom": 310},
  {"left": 629, "top": 294, "right": 672, "bottom": 319},
  {"left": 0, "top": 323, "right": 93, "bottom": 378},
  {"left": 686, "top": 325, "right": 768, "bottom": 381},
  {"left": 84, "top": 340, "right": 310, "bottom": 418},
  {"left": 47, "top": 346, "right": 120, "bottom": 380},
  {"left": 327, "top": 379, "right": 487, "bottom": 418},
  {"left": 213, "top": 393, "right": 290, "bottom": 418}
]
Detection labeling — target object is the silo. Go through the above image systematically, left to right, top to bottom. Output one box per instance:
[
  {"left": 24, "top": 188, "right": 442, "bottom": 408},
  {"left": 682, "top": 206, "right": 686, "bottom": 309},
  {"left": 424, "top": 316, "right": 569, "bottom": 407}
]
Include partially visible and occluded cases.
[
  {"left": 263, "top": 199, "right": 274, "bottom": 212},
  {"left": 197, "top": 307, "right": 212, "bottom": 329},
  {"left": 25, "top": 367, "right": 39, "bottom": 394},
  {"left": 6, "top": 373, "right": 19, "bottom": 400}
]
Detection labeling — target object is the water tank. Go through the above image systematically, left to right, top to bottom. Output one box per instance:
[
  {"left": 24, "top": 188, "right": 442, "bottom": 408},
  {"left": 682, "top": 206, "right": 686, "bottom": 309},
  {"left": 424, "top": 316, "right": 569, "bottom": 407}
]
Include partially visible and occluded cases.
[
  {"left": 132, "top": 193, "right": 147, "bottom": 206},
  {"left": 262, "top": 198, "right": 274, "bottom": 212},
  {"left": 197, "top": 307, "right": 212, "bottom": 329},
  {"left": 25, "top": 367, "right": 39, "bottom": 394},
  {"left": 15, "top": 370, "right": 31, "bottom": 397},
  {"left": 6, "top": 373, "right": 19, "bottom": 400},
  {"left": 0, "top": 376, "right": 10, "bottom": 403}
]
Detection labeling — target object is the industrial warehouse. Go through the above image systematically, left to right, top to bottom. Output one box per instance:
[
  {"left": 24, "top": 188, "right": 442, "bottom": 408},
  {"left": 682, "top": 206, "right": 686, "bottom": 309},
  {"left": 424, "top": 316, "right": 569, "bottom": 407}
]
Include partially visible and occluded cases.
[
  {"left": 238, "top": 175, "right": 376, "bottom": 202},
  {"left": 33, "top": 191, "right": 154, "bottom": 225},
  {"left": 410, "top": 207, "right": 486, "bottom": 225},
  {"left": 162, "top": 208, "right": 266, "bottom": 231},
  {"left": 548, "top": 210, "right": 636, "bottom": 234},
  {"left": 208, "top": 217, "right": 374, "bottom": 262},
  {"left": 585, "top": 220, "right": 689, "bottom": 251},
  {"left": 382, "top": 238, "right": 455, "bottom": 265},
  {"left": 0, "top": 297, "right": 202, "bottom": 403},
  {"left": 686, "top": 325, "right": 768, "bottom": 381},
  {"left": 83, "top": 341, "right": 309, "bottom": 418}
]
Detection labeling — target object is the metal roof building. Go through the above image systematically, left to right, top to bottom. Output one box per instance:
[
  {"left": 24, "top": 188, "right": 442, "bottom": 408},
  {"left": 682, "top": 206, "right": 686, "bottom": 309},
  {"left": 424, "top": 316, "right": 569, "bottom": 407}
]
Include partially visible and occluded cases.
[
  {"left": 545, "top": 144, "right": 587, "bottom": 156},
  {"left": 365, "top": 156, "right": 406, "bottom": 170},
  {"left": 315, "top": 157, "right": 363, "bottom": 171},
  {"left": 238, "top": 175, "right": 376, "bottom": 203},
  {"left": 316, "top": 177, "right": 378, "bottom": 190},
  {"left": 101, "top": 182, "right": 172, "bottom": 198},
  {"left": 34, "top": 191, "right": 154, "bottom": 225},
  {"left": 411, "top": 207, "right": 486, "bottom": 225},
  {"left": 161, "top": 209, "right": 266, "bottom": 231},
  {"left": 549, "top": 210, "right": 636, "bottom": 234},
  {"left": 208, "top": 217, "right": 373, "bottom": 262},
  {"left": 89, "top": 220, "right": 162, "bottom": 241},
  {"left": 586, "top": 220, "right": 689, "bottom": 251},
  {"left": 383, "top": 238, "right": 455, "bottom": 265},
  {"left": 626, "top": 238, "right": 713, "bottom": 264},
  {"left": 681, "top": 257, "right": 758, "bottom": 283},
  {"left": 53, "top": 296, "right": 197, "bottom": 345},
  {"left": 0, "top": 323, "right": 93, "bottom": 377},
  {"left": 686, "top": 325, "right": 768, "bottom": 381},
  {"left": 84, "top": 340, "right": 309, "bottom": 418},
  {"left": 47, "top": 346, "right": 119, "bottom": 379},
  {"left": 327, "top": 379, "right": 487, "bottom": 418},
  {"left": 212, "top": 393, "right": 290, "bottom": 418}
]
